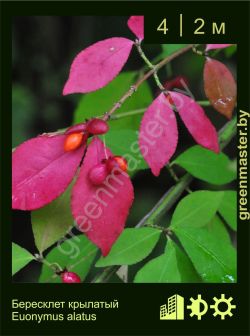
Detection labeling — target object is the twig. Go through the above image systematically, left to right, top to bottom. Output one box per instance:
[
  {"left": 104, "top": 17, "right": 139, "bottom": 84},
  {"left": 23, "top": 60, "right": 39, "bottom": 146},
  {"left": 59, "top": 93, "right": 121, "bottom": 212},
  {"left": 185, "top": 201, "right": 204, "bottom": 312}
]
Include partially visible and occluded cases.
[
  {"left": 135, "top": 41, "right": 165, "bottom": 91},
  {"left": 103, "top": 44, "right": 193, "bottom": 121},
  {"left": 109, "top": 101, "right": 211, "bottom": 121},
  {"left": 166, "top": 165, "right": 192, "bottom": 194},
  {"left": 136, "top": 174, "right": 193, "bottom": 228},
  {"left": 34, "top": 254, "right": 63, "bottom": 274}
]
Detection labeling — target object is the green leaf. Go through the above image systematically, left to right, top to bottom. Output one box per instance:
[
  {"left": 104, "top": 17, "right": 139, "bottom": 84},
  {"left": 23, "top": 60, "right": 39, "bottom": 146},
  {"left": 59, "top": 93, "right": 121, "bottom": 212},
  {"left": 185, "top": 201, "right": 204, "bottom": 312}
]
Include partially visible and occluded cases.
[
  {"left": 161, "top": 44, "right": 188, "bottom": 57},
  {"left": 224, "top": 45, "right": 237, "bottom": 58},
  {"left": 73, "top": 72, "right": 152, "bottom": 130},
  {"left": 104, "top": 129, "right": 148, "bottom": 175},
  {"left": 173, "top": 146, "right": 236, "bottom": 185},
  {"left": 31, "top": 185, "right": 74, "bottom": 253},
  {"left": 170, "top": 190, "right": 224, "bottom": 229},
  {"left": 219, "top": 191, "right": 237, "bottom": 230},
  {"left": 207, "top": 215, "right": 232, "bottom": 245},
  {"left": 173, "top": 216, "right": 236, "bottom": 283},
  {"left": 95, "top": 228, "right": 161, "bottom": 267},
  {"left": 39, "top": 235, "right": 98, "bottom": 283},
  {"left": 134, "top": 239, "right": 201, "bottom": 283},
  {"left": 12, "top": 243, "right": 34, "bottom": 275}
]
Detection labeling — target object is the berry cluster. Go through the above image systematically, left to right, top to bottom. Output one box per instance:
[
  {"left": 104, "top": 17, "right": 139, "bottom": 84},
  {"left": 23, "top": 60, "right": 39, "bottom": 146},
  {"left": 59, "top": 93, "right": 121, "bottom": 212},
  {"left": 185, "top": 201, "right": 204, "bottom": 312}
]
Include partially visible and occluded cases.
[
  {"left": 63, "top": 118, "right": 128, "bottom": 186},
  {"left": 88, "top": 156, "right": 128, "bottom": 185}
]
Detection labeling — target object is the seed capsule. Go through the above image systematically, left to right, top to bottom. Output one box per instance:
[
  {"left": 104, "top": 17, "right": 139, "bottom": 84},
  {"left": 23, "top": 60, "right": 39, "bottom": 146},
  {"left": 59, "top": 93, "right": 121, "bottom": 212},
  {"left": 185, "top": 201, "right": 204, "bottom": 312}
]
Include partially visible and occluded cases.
[
  {"left": 86, "top": 119, "right": 109, "bottom": 135},
  {"left": 107, "top": 156, "right": 128, "bottom": 175},
  {"left": 88, "top": 163, "right": 108, "bottom": 185},
  {"left": 61, "top": 271, "right": 81, "bottom": 283}
]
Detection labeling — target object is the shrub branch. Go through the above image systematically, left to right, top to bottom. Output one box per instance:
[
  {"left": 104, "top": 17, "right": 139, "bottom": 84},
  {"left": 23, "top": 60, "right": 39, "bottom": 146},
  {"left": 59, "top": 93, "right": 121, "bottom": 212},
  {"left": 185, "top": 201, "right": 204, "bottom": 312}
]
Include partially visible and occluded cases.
[
  {"left": 103, "top": 44, "right": 193, "bottom": 121},
  {"left": 92, "top": 115, "right": 237, "bottom": 283}
]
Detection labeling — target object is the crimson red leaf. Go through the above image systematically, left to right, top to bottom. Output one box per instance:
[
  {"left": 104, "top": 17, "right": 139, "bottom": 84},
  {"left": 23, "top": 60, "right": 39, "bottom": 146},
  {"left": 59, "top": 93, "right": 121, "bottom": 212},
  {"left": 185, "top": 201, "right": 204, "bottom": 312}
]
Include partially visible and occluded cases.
[
  {"left": 127, "top": 16, "right": 144, "bottom": 41},
  {"left": 63, "top": 38, "right": 134, "bottom": 95},
  {"left": 206, "top": 44, "right": 233, "bottom": 51},
  {"left": 204, "top": 58, "right": 236, "bottom": 119},
  {"left": 169, "top": 91, "right": 219, "bottom": 153},
  {"left": 139, "top": 93, "right": 178, "bottom": 176},
  {"left": 12, "top": 135, "right": 85, "bottom": 210},
  {"left": 71, "top": 137, "right": 134, "bottom": 256}
]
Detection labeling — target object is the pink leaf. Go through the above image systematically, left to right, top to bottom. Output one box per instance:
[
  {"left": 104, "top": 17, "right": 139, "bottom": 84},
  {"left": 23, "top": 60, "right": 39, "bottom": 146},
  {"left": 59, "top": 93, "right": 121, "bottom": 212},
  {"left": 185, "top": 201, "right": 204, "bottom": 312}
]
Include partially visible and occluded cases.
[
  {"left": 127, "top": 16, "right": 144, "bottom": 41},
  {"left": 63, "top": 37, "right": 134, "bottom": 95},
  {"left": 206, "top": 44, "right": 233, "bottom": 51},
  {"left": 169, "top": 91, "right": 219, "bottom": 153},
  {"left": 139, "top": 93, "right": 178, "bottom": 176},
  {"left": 12, "top": 135, "right": 85, "bottom": 210},
  {"left": 71, "top": 137, "right": 134, "bottom": 256}
]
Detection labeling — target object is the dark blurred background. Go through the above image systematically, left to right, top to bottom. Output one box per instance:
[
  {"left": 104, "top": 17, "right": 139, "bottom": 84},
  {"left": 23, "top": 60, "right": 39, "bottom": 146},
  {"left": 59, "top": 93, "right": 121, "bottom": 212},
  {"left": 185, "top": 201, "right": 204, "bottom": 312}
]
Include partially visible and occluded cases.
[{"left": 12, "top": 16, "right": 237, "bottom": 282}]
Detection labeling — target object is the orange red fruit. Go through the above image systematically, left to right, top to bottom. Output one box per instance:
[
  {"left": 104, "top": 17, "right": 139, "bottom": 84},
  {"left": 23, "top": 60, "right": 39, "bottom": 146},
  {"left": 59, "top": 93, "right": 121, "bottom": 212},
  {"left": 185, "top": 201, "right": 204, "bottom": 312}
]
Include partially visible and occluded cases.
[{"left": 64, "top": 132, "right": 84, "bottom": 152}]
